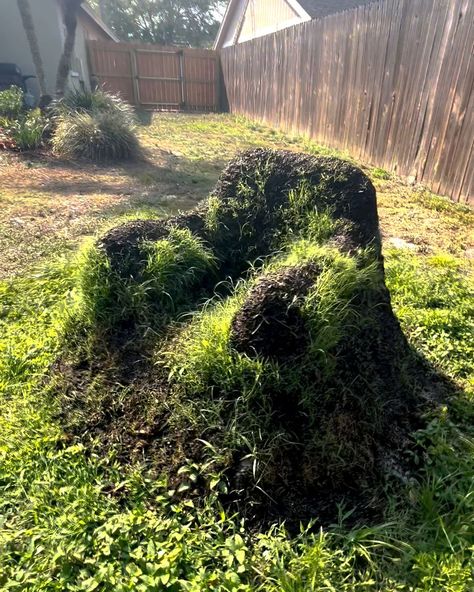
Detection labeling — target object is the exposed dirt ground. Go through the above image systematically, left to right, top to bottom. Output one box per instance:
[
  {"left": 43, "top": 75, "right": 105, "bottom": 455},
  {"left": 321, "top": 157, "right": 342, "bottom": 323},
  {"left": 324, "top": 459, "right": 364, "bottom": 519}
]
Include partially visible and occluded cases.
[{"left": 0, "top": 113, "right": 472, "bottom": 279}]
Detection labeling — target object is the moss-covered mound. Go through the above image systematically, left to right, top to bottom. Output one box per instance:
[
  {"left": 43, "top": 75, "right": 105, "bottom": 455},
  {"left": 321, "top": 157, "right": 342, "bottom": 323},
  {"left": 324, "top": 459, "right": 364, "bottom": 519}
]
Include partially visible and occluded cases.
[{"left": 57, "top": 148, "right": 429, "bottom": 527}]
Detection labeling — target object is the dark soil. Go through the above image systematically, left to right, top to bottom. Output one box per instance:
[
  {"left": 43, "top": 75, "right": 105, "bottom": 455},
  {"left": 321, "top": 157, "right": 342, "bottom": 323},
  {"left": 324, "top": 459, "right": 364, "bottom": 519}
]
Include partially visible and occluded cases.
[
  {"left": 212, "top": 148, "right": 381, "bottom": 256},
  {"left": 99, "top": 206, "right": 208, "bottom": 275},
  {"left": 230, "top": 263, "right": 321, "bottom": 360}
]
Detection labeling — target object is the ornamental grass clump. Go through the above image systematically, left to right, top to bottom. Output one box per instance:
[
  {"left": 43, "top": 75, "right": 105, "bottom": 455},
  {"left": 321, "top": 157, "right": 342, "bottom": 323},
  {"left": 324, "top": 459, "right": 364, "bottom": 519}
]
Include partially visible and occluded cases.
[
  {"left": 51, "top": 88, "right": 136, "bottom": 125},
  {"left": 51, "top": 89, "right": 140, "bottom": 162},
  {"left": 52, "top": 110, "right": 140, "bottom": 161}
]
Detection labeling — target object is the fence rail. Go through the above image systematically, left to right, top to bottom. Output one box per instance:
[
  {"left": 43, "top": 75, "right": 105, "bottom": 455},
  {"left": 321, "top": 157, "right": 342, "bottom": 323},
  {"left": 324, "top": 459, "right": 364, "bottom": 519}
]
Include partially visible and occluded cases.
[
  {"left": 220, "top": 0, "right": 473, "bottom": 204},
  {"left": 88, "top": 40, "right": 220, "bottom": 112}
]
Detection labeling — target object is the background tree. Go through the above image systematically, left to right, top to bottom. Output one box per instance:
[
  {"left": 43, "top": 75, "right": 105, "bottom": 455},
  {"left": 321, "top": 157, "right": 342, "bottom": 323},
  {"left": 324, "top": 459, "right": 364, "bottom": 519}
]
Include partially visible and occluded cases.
[
  {"left": 16, "top": 0, "right": 48, "bottom": 100},
  {"left": 56, "top": 0, "right": 84, "bottom": 97},
  {"left": 89, "top": 0, "right": 225, "bottom": 48}
]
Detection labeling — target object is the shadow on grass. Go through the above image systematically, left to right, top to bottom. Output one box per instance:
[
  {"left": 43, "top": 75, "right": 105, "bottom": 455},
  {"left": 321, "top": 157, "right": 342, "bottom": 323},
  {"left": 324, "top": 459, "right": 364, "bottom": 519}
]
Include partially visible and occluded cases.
[{"left": 28, "top": 148, "right": 225, "bottom": 198}]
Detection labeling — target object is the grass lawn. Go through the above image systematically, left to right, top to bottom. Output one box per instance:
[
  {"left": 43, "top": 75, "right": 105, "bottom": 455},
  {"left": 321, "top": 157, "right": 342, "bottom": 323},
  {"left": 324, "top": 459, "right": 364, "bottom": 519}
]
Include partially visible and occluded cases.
[{"left": 0, "top": 113, "right": 473, "bottom": 590}]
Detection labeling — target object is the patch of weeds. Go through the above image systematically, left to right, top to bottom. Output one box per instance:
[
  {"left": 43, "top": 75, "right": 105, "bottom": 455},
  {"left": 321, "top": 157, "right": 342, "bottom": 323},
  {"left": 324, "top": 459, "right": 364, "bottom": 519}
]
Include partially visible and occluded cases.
[
  {"left": 0, "top": 85, "right": 24, "bottom": 119},
  {"left": 8, "top": 108, "right": 46, "bottom": 151},
  {"left": 371, "top": 167, "right": 392, "bottom": 180},
  {"left": 412, "top": 190, "right": 473, "bottom": 218},
  {"left": 386, "top": 250, "right": 474, "bottom": 379}
]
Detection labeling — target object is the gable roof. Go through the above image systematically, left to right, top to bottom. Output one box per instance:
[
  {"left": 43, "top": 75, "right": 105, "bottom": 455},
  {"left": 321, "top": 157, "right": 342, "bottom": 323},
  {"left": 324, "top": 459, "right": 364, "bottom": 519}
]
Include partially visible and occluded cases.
[
  {"left": 214, "top": 0, "right": 311, "bottom": 49},
  {"left": 215, "top": 0, "right": 379, "bottom": 49},
  {"left": 297, "top": 0, "right": 377, "bottom": 19},
  {"left": 79, "top": 3, "right": 119, "bottom": 42}
]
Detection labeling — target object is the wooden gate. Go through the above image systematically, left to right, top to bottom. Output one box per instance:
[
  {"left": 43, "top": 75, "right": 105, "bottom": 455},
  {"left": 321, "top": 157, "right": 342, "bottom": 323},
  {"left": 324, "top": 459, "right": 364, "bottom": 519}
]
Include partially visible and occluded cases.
[{"left": 87, "top": 40, "right": 220, "bottom": 111}]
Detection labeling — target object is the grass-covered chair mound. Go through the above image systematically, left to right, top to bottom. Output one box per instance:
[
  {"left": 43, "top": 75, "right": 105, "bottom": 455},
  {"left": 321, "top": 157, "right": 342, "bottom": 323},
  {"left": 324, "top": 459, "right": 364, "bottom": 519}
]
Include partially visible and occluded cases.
[{"left": 62, "top": 149, "right": 425, "bottom": 526}]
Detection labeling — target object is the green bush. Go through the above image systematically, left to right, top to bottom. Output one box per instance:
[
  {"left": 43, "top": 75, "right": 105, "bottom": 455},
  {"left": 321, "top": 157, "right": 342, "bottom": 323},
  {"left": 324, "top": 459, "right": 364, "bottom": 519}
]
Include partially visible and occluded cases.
[
  {"left": 0, "top": 86, "right": 24, "bottom": 119},
  {"left": 52, "top": 88, "right": 135, "bottom": 125},
  {"left": 9, "top": 108, "right": 45, "bottom": 151},
  {"left": 52, "top": 110, "right": 141, "bottom": 161}
]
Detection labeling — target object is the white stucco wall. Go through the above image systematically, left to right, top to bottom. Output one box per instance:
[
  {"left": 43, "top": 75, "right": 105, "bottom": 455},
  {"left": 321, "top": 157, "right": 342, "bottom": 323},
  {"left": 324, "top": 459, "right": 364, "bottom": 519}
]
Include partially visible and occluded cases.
[
  {"left": 0, "top": 0, "right": 64, "bottom": 99},
  {"left": 0, "top": 0, "right": 94, "bottom": 100},
  {"left": 71, "top": 16, "right": 91, "bottom": 92}
]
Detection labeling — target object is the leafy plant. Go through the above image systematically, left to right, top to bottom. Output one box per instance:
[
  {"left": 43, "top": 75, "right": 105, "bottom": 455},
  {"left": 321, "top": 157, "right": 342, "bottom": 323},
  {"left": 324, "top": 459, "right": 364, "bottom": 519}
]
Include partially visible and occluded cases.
[
  {"left": 0, "top": 86, "right": 24, "bottom": 119},
  {"left": 8, "top": 108, "right": 46, "bottom": 151}
]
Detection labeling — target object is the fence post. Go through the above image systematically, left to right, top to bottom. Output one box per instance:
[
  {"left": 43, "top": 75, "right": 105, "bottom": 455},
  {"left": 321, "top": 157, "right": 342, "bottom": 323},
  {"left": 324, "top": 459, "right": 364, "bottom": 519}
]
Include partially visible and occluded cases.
[
  {"left": 130, "top": 48, "right": 140, "bottom": 106},
  {"left": 178, "top": 50, "right": 186, "bottom": 109}
]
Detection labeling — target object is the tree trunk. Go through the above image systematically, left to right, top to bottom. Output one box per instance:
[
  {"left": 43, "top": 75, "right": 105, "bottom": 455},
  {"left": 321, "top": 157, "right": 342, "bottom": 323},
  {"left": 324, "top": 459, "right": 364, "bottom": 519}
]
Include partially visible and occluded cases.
[
  {"left": 16, "top": 0, "right": 48, "bottom": 99},
  {"left": 56, "top": 0, "right": 84, "bottom": 97}
]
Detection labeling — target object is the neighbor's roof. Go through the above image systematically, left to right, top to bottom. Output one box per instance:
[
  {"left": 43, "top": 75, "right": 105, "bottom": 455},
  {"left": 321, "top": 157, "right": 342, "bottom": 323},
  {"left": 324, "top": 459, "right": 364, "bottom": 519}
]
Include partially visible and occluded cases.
[
  {"left": 215, "top": 0, "right": 379, "bottom": 49},
  {"left": 297, "top": 0, "right": 378, "bottom": 19},
  {"left": 79, "top": 3, "right": 119, "bottom": 42}
]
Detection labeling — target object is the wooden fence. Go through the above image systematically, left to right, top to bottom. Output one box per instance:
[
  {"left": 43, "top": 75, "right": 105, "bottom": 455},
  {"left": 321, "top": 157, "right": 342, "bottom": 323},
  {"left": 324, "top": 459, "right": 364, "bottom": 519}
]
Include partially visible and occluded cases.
[
  {"left": 220, "top": 0, "right": 473, "bottom": 204},
  {"left": 88, "top": 40, "right": 220, "bottom": 111}
]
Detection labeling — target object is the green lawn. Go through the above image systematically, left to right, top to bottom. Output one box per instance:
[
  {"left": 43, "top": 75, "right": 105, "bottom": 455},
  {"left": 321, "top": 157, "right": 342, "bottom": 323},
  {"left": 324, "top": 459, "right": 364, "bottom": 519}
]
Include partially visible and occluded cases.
[{"left": 0, "top": 114, "right": 473, "bottom": 591}]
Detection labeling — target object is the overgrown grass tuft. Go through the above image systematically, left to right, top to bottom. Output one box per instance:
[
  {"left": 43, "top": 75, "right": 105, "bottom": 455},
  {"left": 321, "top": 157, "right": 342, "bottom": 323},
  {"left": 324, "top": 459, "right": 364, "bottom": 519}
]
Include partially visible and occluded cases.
[
  {"left": 51, "top": 88, "right": 136, "bottom": 125},
  {"left": 52, "top": 111, "right": 141, "bottom": 162},
  {"left": 69, "top": 227, "right": 216, "bottom": 344},
  {"left": 169, "top": 242, "right": 380, "bottom": 396}
]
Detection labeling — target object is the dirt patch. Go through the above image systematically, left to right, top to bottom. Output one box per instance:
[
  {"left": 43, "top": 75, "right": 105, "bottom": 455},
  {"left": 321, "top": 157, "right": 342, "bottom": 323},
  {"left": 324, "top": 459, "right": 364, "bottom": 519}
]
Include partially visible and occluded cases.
[{"left": 230, "top": 263, "right": 320, "bottom": 360}]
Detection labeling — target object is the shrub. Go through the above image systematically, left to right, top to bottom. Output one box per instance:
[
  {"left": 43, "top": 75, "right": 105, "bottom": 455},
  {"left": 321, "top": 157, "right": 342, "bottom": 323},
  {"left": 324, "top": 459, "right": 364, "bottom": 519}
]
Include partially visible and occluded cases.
[
  {"left": 0, "top": 86, "right": 24, "bottom": 119},
  {"left": 52, "top": 88, "right": 135, "bottom": 125},
  {"left": 9, "top": 108, "right": 45, "bottom": 151},
  {"left": 52, "top": 111, "right": 141, "bottom": 161}
]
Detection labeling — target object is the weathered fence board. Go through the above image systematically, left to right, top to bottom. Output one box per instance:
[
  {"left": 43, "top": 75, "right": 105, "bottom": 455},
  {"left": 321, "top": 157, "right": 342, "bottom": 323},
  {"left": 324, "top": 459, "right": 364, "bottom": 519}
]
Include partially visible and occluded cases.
[
  {"left": 220, "top": 0, "right": 473, "bottom": 204},
  {"left": 88, "top": 41, "right": 220, "bottom": 112}
]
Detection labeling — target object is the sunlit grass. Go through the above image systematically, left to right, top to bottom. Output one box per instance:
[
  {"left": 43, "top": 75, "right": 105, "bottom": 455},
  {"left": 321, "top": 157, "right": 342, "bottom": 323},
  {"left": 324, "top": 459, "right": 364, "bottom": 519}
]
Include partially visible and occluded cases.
[{"left": 0, "top": 114, "right": 473, "bottom": 590}]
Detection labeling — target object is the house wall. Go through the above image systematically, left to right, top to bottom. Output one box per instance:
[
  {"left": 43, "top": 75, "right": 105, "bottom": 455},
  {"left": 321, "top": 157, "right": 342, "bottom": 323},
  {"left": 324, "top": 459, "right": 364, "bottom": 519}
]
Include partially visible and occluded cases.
[
  {"left": 0, "top": 0, "right": 63, "bottom": 99},
  {"left": 238, "top": 0, "right": 305, "bottom": 43},
  {"left": 298, "top": 0, "right": 378, "bottom": 19},
  {"left": 0, "top": 1, "right": 112, "bottom": 100},
  {"left": 71, "top": 13, "right": 99, "bottom": 92}
]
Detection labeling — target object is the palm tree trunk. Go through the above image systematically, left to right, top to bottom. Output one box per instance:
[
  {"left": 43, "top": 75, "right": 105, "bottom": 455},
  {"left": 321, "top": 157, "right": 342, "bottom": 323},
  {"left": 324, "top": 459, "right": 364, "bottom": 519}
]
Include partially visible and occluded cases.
[
  {"left": 16, "top": 0, "right": 48, "bottom": 99},
  {"left": 56, "top": 0, "right": 84, "bottom": 97}
]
